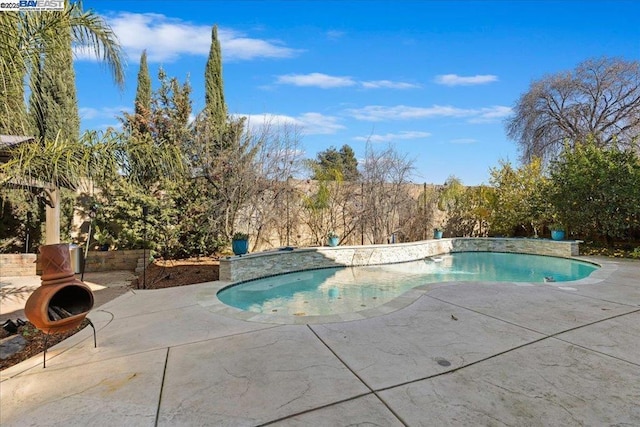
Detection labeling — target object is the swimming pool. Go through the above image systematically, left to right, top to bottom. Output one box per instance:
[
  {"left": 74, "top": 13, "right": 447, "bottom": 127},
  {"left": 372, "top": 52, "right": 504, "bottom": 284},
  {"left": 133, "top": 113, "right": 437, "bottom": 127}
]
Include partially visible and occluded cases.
[{"left": 217, "top": 252, "right": 598, "bottom": 316}]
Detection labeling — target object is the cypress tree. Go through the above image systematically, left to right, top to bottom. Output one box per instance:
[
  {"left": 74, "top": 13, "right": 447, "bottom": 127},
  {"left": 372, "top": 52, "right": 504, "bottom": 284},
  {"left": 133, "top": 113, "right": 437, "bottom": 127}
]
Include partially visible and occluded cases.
[
  {"left": 0, "top": 12, "right": 27, "bottom": 135},
  {"left": 29, "top": 14, "right": 79, "bottom": 143},
  {"left": 204, "top": 24, "right": 226, "bottom": 128},
  {"left": 133, "top": 50, "right": 151, "bottom": 135}
]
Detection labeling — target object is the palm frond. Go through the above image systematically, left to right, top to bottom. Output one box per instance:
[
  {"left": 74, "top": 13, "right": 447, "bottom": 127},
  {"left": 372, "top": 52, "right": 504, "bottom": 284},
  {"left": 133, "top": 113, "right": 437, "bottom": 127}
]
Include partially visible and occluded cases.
[
  {"left": 67, "top": 2, "right": 126, "bottom": 88},
  {"left": 0, "top": 131, "right": 120, "bottom": 190}
]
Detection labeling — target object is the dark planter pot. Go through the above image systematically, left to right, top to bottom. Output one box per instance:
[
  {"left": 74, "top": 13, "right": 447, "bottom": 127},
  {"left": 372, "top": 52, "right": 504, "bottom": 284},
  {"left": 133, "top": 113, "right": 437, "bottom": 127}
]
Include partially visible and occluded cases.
[
  {"left": 433, "top": 230, "right": 443, "bottom": 239},
  {"left": 551, "top": 230, "right": 565, "bottom": 241},
  {"left": 328, "top": 236, "right": 339, "bottom": 247},
  {"left": 232, "top": 239, "right": 249, "bottom": 255}
]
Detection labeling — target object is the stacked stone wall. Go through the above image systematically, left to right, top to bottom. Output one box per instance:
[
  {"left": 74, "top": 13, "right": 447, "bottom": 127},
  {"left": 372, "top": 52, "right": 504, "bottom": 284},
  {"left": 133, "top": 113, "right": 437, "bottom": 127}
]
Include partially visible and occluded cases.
[
  {"left": 220, "top": 238, "right": 581, "bottom": 283},
  {"left": 2, "top": 249, "right": 145, "bottom": 276},
  {"left": 80, "top": 250, "right": 145, "bottom": 273},
  {"left": 0, "top": 254, "right": 37, "bottom": 276}
]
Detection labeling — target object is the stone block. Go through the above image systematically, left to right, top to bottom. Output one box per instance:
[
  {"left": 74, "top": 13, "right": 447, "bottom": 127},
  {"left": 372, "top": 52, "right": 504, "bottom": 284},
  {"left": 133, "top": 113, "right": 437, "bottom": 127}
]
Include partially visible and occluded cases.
[{"left": 0, "top": 335, "right": 27, "bottom": 359}]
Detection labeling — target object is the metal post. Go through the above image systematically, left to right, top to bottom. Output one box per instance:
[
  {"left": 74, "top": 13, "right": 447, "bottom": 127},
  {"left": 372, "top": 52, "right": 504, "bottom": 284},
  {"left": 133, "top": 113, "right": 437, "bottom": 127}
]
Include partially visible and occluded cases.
[
  {"left": 287, "top": 176, "right": 291, "bottom": 246},
  {"left": 286, "top": 178, "right": 290, "bottom": 246},
  {"left": 361, "top": 182, "right": 365, "bottom": 245},
  {"left": 423, "top": 182, "right": 427, "bottom": 240},
  {"left": 81, "top": 205, "right": 97, "bottom": 282},
  {"left": 142, "top": 205, "right": 148, "bottom": 290},
  {"left": 25, "top": 212, "right": 32, "bottom": 253}
]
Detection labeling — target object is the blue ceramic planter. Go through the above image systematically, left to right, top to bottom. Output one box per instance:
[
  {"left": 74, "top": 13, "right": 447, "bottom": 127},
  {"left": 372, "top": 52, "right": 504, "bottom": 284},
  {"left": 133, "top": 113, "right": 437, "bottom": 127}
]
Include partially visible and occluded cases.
[
  {"left": 433, "top": 230, "right": 443, "bottom": 239},
  {"left": 551, "top": 230, "right": 565, "bottom": 241},
  {"left": 328, "top": 236, "right": 339, "bottom": 247},
  {"left": 232, "top": 239, "right": 249, "bottom": 255}
]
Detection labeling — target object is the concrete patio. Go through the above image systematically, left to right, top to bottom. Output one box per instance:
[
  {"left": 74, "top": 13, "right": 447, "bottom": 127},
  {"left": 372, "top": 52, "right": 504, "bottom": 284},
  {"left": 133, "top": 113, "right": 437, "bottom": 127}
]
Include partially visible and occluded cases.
[{"left": 1, "top": 256, "right": 639, "bottom": 426}]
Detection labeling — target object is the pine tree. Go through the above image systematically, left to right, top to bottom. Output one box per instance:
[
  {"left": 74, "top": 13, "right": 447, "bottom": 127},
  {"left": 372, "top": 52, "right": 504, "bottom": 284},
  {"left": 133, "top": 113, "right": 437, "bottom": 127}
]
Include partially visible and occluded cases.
[
  {"left": 204, "top": 24, "right": 226, "bottom": 128},
  {"left": 312, "top": 145, "right": 360, "bottom": 181},
  {"left": 339, "top": 145, "right": 360, "bottom": 181}
]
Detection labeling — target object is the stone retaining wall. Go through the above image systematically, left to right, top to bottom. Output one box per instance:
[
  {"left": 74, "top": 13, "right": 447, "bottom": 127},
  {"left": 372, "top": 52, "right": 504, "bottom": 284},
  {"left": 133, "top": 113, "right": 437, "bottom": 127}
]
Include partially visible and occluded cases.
[
  {"left": 219, "top": 237, "right": 582, "bottom": 283},
  {"left": 1, "top": 249, "right": 145, "bottom": 276},
  {"left": 80, "top": 249, "right": 146, "bottom": 273},
  {"left": 0, "top": 254, "right": 37, "bottom": 277}
]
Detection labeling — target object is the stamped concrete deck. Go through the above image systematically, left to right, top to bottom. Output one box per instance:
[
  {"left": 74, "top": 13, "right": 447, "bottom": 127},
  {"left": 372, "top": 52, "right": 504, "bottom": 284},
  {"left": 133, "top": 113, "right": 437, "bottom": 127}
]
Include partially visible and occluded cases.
[{"left": 1, "top": 256, "right": 639, "bottom": 426}]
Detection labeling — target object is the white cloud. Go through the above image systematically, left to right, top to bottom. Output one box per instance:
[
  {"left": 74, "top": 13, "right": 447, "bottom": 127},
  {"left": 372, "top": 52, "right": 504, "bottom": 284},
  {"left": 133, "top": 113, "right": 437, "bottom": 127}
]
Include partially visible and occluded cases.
[
  {"left": 75, "top": 12, "right": 300, "bottom": 63},
  {"left": 326, "top": 30, "right": 346, "bottom": 40},
  {"left": 223, "top": 34, "right": 300, "bottom": 61},
  {"left": 276, "top": 73, "right": 356, "bottom": 88},
  {"left": 275, "top": 74, "right": 420, "bottom": 90},
  {"left": 434, "top": 74, "right": 498, "bottom": 86},
  {"left": 361, "top": 80, "right": 421, "bottom": 89},
  {"left": 345, "top": 104, "right": 511, "bottom": 123},
  {"left": 346, "top": 105, "right": 474, "bottom": 121},
  {"left": 79, "top": 106, "right": 131, "bottom": 120},
  {"left": 468, "top": 106, "right": 513, "bottom": 123},
  {"left": 78, "top": 107, "right": 100, "bottom": 120},
  {"left": 239, "top": 112, "right": 344, "bottom": 135},
  {"left": 297, "top": 112, "right": 345, "bottom": 134},
  {"left": 240, "top": 113, "right": 298, "bottom": 130},
  {"left": 353, "top": 131, "right": 431, "bottom": 143},
  {"left": 450, "top": 138, "right": 477, "bottom": 144}
]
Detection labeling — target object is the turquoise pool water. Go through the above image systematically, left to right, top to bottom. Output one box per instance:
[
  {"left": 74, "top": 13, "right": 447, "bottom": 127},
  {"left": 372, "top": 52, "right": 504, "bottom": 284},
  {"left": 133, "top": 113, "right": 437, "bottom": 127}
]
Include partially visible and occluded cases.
[{"left": 217, "top": 252, "right": 598, "bottom": 316}]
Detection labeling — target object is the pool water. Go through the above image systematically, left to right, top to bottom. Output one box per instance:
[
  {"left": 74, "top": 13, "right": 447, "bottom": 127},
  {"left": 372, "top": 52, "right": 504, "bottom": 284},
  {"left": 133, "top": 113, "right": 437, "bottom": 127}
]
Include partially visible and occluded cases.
[{"left": 217, "top": 252, "right": 598, "bottom": 316}]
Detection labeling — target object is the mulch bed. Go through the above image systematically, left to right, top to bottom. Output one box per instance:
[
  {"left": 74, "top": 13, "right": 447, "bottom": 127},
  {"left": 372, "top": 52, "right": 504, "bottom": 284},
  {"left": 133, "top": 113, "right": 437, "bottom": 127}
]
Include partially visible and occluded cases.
[
  {"left": 1, "top": 257, "right": 220, "bottom": 371},
  {"left": 131, "top": 257, "right": 220, "bottom": 289},
  {"left": 0, "top": 320, "right": 90, "bottom": 371}
]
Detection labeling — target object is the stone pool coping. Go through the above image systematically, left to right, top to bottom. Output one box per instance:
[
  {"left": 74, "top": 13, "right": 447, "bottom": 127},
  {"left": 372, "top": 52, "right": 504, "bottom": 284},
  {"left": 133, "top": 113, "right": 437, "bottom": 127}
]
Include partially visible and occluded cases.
[
  {"left": 220, "top": 237, "right": 583, "bottom": 283},
  {"left": 207, "top": 238, "right": 609, "bottom": 325}
]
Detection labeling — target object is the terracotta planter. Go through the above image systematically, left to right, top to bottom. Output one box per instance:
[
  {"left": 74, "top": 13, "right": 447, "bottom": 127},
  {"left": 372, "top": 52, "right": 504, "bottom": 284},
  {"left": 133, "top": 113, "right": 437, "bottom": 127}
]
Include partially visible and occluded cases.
[{"left": 25, "top": 244, "right": 94, "bottom": 333}]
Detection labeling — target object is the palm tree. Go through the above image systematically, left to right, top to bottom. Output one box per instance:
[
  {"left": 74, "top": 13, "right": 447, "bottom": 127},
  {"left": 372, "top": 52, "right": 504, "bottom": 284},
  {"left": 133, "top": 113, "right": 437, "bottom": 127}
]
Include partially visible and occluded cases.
[{"left": 0, "top": 1, "right": 125, "bottom": 243}]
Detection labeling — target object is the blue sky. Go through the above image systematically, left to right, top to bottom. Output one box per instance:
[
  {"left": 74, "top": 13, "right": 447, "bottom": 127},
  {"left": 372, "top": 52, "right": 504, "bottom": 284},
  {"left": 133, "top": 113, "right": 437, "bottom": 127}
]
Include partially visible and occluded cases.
[{"left": 75, "top": 0, "right": 640, "bottom": 185}]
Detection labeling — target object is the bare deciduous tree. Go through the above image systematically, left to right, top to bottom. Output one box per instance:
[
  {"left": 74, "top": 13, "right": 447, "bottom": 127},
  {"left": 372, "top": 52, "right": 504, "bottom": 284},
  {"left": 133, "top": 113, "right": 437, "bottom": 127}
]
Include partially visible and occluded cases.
[
  {"left": 506, "top": 57, "right": 640, "bottom": 162},
  {"left": 188, "top": 114, "right": 257, "bottom": 240},
  {"left": 238, "top": 119, "right": 305, "bottom": 249},
  {"left": 360, "top": 143, "right": 415, "bottom": 244},
  {"left": 300, "top": 171, "right": 357, "bottom": 246},
  {"left": 400, "top": 183, "right": 440, "bottom": 241}
]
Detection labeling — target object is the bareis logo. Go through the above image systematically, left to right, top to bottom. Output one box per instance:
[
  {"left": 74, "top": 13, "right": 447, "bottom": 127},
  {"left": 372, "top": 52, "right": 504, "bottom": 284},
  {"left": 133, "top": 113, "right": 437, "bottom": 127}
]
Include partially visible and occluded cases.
[
  {"left": 0, "top": 0, "right": 63, "bottom": 10},
  {"left": 20, "top": 0, "right": 63, "bottom": 8}
]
